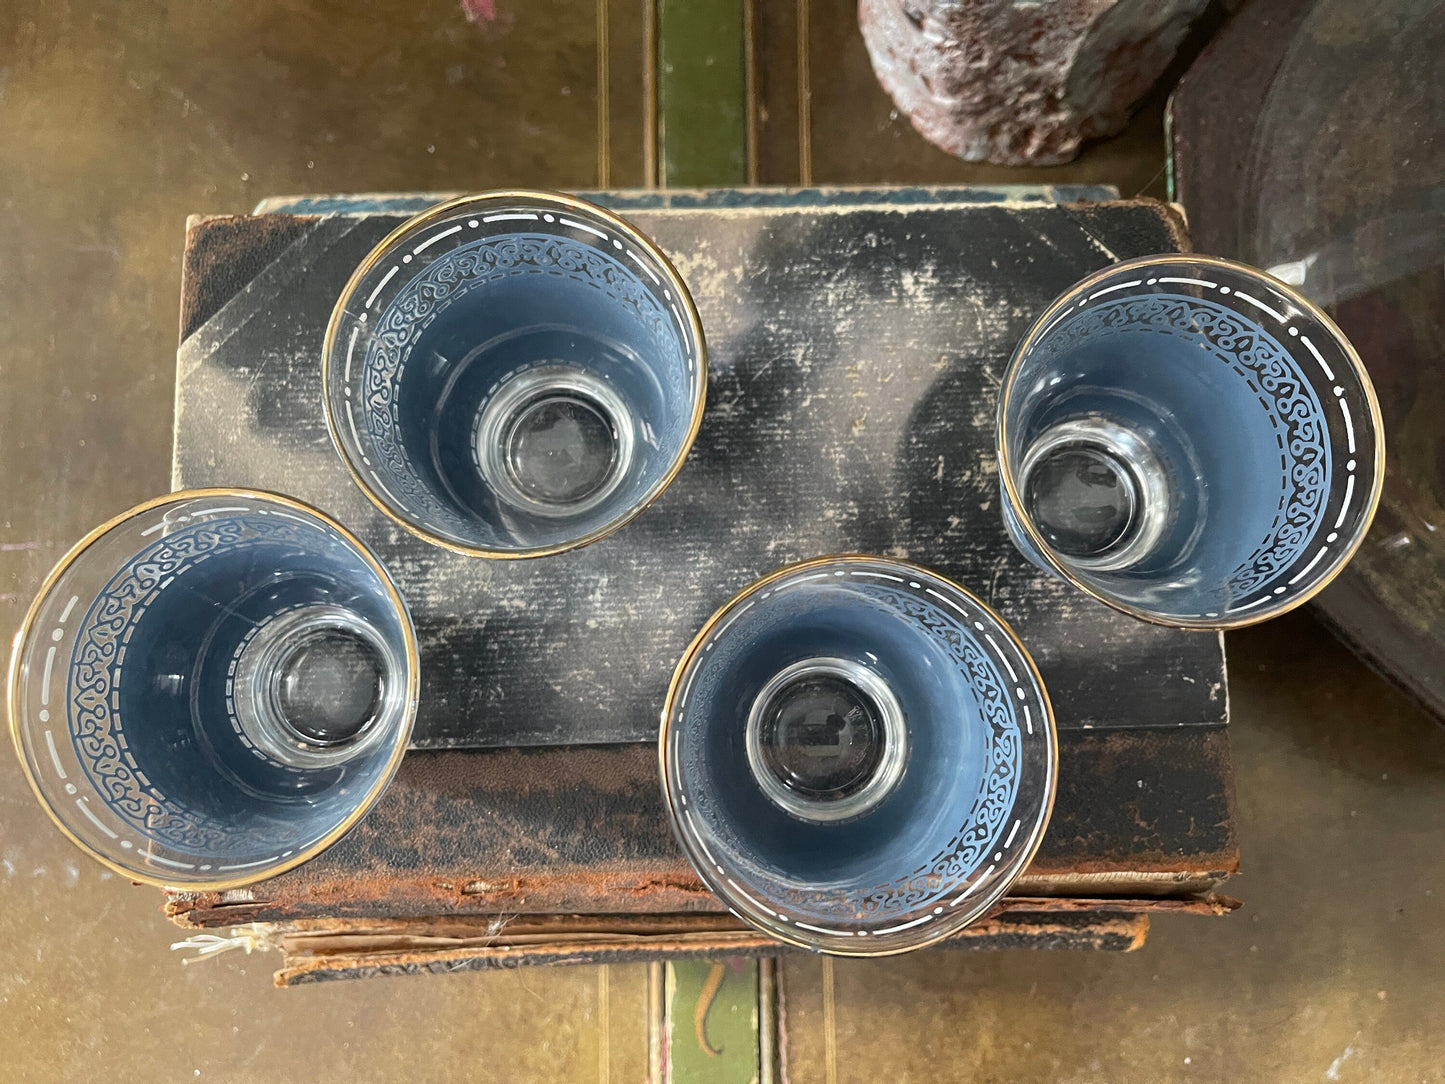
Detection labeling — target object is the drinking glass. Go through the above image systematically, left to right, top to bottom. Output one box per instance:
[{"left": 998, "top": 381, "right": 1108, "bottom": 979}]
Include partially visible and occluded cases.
[
  {"left": 324, "top": 190, "right": 707, "bottom": 558},
  {"left": 997, "top": 255, "right": 1383, "bottom": 627},
  {"left": 8, "top": 489, "right": 419, "bottom": 888},
  {"left": 660, "top": 555, "right": 1056, "bottom": 955}
]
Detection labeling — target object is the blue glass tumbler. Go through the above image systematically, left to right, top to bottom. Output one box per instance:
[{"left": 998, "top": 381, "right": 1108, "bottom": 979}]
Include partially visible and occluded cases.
[
  {"left": 324, "top": 191, "right": 707, "bottom": 558},
  {"left": 997, "top": 255, "right": 1384, "bottom": 627},
  {"left": 8, "top": 490, "right": 419, "bottom": 888},
  {"left": 660, "top": 556, "right": 1057, "bottom": 955}
]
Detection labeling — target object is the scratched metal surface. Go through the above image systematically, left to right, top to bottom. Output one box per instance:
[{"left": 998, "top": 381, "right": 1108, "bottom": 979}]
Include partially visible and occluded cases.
[{"left": 172, "top": 194, "right": 1226, "bottom": 748}]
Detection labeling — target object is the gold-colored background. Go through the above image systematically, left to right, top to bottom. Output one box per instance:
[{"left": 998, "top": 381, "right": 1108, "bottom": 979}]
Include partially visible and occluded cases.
[{"left": 1, "top": 1, "right": 1440, "bottom": 1079}]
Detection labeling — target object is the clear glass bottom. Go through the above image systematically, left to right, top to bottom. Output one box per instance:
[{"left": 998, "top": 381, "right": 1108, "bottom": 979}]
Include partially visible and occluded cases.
[
  {"left": 472, "top": 364, "right": 634, "bottom": 518},
  {"left": 1018, "top": 417, "right": 1171, "bottom": 572},
  {"left": 229, "top": 604, "right": 404, "bottom": 770},
  {"left": 745, "top": 657, "right": 907, "bottom": 824}
]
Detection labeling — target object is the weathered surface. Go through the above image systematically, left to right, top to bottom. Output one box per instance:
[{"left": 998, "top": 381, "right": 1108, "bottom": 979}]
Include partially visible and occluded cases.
[
  {"left": 860, "top": 0, "right": 1209, "bottom": 165},
  {"left": 167, "top": 190, "right": 1237, "bottom": 971},
  {"left": 172, "top": 192, "right": 1223, "bottom": 750},
  {"left": 165, "top": 727, "right": 1238, "bottom": 926},
  {"left": 266, "top": 899, "right": 1241, "bottom": 984}
]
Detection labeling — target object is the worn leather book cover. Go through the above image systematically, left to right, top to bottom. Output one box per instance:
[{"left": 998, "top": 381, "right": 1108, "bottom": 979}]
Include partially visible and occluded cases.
[
  {"left": 167, "top": 190, "right": 1237, "bottom": 973},
  {"left": 172, "top": 190, "right": 1225, "bottom": 750},
  {"left": 248, "top": 898, "right": 1236, "bottom": 986}
]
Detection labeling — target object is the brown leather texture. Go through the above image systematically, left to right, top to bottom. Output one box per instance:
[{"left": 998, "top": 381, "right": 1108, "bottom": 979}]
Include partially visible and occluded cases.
[
  {"left": 166, "top": 729, "right": 1237, "bottom": 928},
  {"left": 261, "top": 897, "right": 1236, "bottom": 985}
]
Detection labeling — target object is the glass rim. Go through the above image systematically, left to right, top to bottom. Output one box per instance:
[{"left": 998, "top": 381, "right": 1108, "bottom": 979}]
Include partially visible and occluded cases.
[
  {"left": 321, "top": 188, "right": 710, "bottom": 560},
  {"left": 995, "top": 253, "right": 1386, "bottom": 631},
  {"left": 7, "top": 487, "right": 421, "bottom": 890},
  {"left": 658, "top": 553, "right": 1059, "bottom": 957}
]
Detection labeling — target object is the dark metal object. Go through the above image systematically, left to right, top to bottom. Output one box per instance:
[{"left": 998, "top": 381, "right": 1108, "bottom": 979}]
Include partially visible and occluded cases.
[
  {"left": 1170, "top": 0, "right": 1445, "bottom": 722},
  {"left": 174, "top": 190, "right": 1225, "bottom": 750}
]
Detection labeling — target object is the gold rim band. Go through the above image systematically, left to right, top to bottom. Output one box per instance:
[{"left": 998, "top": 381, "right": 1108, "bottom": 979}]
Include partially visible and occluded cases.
[
  {"left": 321, "top": 189, "right": 709, "bottom": 560},
  {"left": 996, "top": 253, "right": 1386, "bottom": 631},
  {"left": 7, "top": 487, "right": 421, "bottom": 891},
  {"left": 656, "top": 553, "right": 1058, "bottom": 957}
]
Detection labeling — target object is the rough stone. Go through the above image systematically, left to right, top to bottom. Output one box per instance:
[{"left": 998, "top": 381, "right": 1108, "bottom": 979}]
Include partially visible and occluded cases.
[{"left": 860, "top": 0, "right": 1209, "bottom": 166}]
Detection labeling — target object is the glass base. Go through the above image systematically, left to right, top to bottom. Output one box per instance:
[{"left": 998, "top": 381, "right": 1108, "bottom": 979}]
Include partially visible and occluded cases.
[
  {"left": 473, "top": 364, "right": 633, "bottom": 518},
  {"left": 1017, "top": 417, "right": 1170, "bottom": 572},
  {"left": 228, "top": 604, "right": 403, "bottom": 769},
  {"left": 744, "top": 657, "right": 907, "bottom": 824}
]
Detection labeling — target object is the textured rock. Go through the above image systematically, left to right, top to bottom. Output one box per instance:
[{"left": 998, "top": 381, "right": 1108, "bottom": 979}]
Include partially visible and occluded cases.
[{"left": 860, "top": 0, "right": 1209, "bottom": 166}]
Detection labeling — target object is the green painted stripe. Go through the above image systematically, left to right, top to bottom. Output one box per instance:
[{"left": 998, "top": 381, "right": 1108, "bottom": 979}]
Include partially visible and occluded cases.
[
  {"left": 656, "top": 0, "right": 748, "bottom": 187},
  {"left": 666, "top": 958, "right": 761, "bottom": 1083}
]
